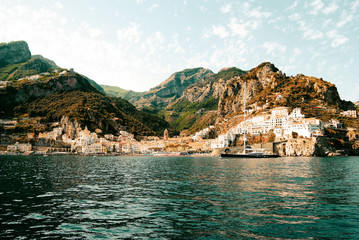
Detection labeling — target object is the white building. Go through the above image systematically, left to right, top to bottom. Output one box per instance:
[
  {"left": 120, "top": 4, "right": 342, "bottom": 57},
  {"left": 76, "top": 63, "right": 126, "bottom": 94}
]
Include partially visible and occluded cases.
[
  {"left": 210, "top": 107, "right": 322, "bottom": 148},
  {"left": 289, "top": 108, "right": 305, "bottom": 119},
  {"left": 340, "top": 110, "right": 357, "bottom": 118},
  {"left": 286, "top": 118, "right": 323, "bottom": 138},
  {"left": 192, "top": 126, "right": 215, "bottom": 141},
  {"left": 82, "top": 142, "right": 107, "bottom": 154},
  {"left": 7, "top": 143, "right": 32, "bottom": 153}
]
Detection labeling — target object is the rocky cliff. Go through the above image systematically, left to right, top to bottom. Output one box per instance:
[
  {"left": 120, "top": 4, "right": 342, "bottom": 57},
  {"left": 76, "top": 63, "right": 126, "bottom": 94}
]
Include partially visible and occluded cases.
[
  {"left": 0, "top": 41, "right": 31, "bottom": 67},
  {"left": 177, "top": 67, "right": 247, "bottom": 104},
  {"left": 60, "top": 116, "right": 82, "bottom": 139},
  {"left": 275, "top": 136, "right": 359, "bottom": 157}
]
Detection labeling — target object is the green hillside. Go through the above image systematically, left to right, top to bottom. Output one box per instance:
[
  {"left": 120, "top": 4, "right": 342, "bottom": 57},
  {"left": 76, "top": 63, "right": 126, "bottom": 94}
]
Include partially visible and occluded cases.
[{"left": 101, "top": 85, "right": 144, "bottom": 103}]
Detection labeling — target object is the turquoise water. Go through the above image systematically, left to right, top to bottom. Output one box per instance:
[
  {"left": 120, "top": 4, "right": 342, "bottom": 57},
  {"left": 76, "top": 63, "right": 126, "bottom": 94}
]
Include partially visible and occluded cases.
[{"left": 1, "top": 155, "right": 359, "bottom": 239}]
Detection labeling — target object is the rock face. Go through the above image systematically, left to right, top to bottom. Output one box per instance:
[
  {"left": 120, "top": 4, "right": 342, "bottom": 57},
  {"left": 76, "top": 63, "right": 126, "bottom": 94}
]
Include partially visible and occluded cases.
[
  {"left": 0, "top": 41, "right": 31, "bottom": 67},
  {"left": 218, "top": 62, "right": 282, "bottom": 117},
  {"left": 135, "top": 67, "right": 214, "bottom": 109},
  {"left": 175, "top": 67, "right": 247, "bottom": 104},
  {"left": 180, "top": 78, "right": 226, "bottom": 103},
  {"left": 61, "top": 116, "right": 82, "bottom": 139},
  {"left": 275, "top": 137, "right": 359, "bottom": 157},
  {"left": 283, "top": 138, "right": 316, "bottom": 157}
]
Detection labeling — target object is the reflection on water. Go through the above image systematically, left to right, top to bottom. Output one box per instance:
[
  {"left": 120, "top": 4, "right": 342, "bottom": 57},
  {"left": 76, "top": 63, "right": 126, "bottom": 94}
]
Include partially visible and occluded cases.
[{"left": 1, "top": 155, "right": 359, "bottom": 239}]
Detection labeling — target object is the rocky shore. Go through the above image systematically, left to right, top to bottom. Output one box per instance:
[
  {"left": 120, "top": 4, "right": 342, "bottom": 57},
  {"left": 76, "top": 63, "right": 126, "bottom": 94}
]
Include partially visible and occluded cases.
[{"left": 275, "top": 137, "right": 359, "bottom": 157}]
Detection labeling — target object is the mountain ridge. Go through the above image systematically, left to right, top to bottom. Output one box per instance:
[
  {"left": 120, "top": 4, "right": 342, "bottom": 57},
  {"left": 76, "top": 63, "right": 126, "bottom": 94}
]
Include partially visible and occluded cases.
[{"left": 1, "top": 40, "right": 357, "bottom": 138}]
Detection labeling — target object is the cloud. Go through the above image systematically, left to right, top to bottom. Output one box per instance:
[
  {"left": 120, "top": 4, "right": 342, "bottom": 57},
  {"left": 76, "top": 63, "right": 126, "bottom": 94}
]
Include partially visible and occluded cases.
[
  {"left": 308, "top": 0, "right": 324, "bottom": 15},
  {"left": 286, "top": 1, "right": 298, "bottom": 10},
  {"left": 55, "top": 2, "right": 64, "bottom": 9},
  {"left": 322, "top": 2, "right": 338, "bottom": 14},
  {"left": 220, "top": 3, "right": 232, "bottom": 14},
  {"left": 148, "top": 4, "right": 159, "bottom": 12},
  {"left": 247, "top": 8, "right": 271, "bottom": 19},
  {"left": 336, "top": 11, "right": 354, "bottom": 28},
  {"left": 289, "top": 14, "right": 325, "bottom": 41},
  {"left": 204, "top": 15, "right": 260, "bottom": 40},
  {"left": 228, "top": 18, "right": 249, "bottom": 38},
  {"left": 117, "top": 23, "right": 141, "bottom": 43},
  {"left": 209, "top": 25, "right": 229, "bottom": 38},
  {"left": 302, "top": 26, "right": 324, "bottom": 40},
  {"left": 326, "top": 30, "right": 348, "bottom": 47},
  {"left": 141, "top": 31, "right": 165, "bottom": 55},
  {"left": 169, "top": 34, "right": 184, "bottom": 54},
  {"left": 262, "top": 42, "right": 286, "bottom": 55},
  {"left": 289, "top": 47, "right": 302, "bottom": 64}
]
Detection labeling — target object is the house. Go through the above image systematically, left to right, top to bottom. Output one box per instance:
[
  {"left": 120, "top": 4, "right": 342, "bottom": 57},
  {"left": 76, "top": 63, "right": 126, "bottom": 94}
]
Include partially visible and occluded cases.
[
  {"left": 271, "top": 107, "right": 290, "bottom": 117},
  {"left": 289, "top": 108, "right": 305, "bottom": 119},
  {"left": 340, "top": 110, "right": 357, "bottom": 118},
  {"left": 286, "top": 118, "right": 323, "bottom": 138},
  {"left": 325, "top": 119, "right": 344, "bottom": 129},
  {"left": 7, "top": 143, "right": 32, "bottom": 153},
  {"left": 82, "top": 143, "right": 107, "bottom": 154}
]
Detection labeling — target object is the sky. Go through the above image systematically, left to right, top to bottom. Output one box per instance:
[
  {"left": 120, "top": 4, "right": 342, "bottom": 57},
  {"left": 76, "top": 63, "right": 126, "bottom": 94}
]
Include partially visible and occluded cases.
[{"left": 0, "top": 0, "right": 358, "bottom": 101}]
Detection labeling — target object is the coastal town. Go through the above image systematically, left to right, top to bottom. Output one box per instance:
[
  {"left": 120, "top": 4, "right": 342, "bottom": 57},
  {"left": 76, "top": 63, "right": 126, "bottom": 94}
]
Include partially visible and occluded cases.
[{"left": 1, "top": 106, "right": 357, "bottom": 156}]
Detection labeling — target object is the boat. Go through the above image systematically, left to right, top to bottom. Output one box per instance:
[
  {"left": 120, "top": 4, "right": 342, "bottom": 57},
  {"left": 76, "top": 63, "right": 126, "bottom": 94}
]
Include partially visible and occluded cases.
[
  {"left": 220, "top": 82, "right": 281, "bottom": 158},
  {"left": 220, "top": 152, "right": 280, "bottom": 158}
]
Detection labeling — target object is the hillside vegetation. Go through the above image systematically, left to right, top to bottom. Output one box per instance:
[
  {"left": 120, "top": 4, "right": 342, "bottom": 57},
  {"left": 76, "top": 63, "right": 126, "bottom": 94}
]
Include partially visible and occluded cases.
[{"left": 101, "top": 84, "right": 144, "bottom": 103}]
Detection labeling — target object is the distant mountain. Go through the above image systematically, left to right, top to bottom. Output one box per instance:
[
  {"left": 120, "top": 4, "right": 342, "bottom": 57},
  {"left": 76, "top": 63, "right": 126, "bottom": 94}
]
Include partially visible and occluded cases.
[
  {"left": 0, "top": 40, "right": 172, "bottom": 137},
  {"left": 134, "top": 67, "right": 214, "bottom": 110},
  {"left": 101, "top": 85, "right": 144, "bottom": 103}
]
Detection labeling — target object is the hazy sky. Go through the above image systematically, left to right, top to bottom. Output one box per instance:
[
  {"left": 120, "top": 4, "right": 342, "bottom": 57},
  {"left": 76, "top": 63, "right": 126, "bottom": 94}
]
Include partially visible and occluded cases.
[{"left": 1, "top": 0, "right": 358, "bottom": 101}]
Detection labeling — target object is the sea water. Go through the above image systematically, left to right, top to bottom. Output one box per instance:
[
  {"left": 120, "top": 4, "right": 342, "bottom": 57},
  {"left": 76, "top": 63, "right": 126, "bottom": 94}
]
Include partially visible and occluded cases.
[{"left": 1, "top": 155, "right": 359, "bottom": 239}]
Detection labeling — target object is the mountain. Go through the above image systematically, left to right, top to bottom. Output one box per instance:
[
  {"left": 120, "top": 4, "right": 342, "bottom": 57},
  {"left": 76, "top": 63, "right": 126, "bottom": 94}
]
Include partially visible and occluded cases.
[
  {"left": 2, "top": 40, "right": 356, "bottom": 139},
  {"left": 0, "top": 41, "right": 172, "bottom": 138},
  {"left": 217, "top": 62, "right": 357, "bottom": 130},
  {"left": 134, "top": 67, "right": 214, "bottom": 110},
  {"left": 162, "top": 67, "right": 247, "bottom": 134},
  {"left": 101, "top": 85, "right": 144, "bottom": 103}
]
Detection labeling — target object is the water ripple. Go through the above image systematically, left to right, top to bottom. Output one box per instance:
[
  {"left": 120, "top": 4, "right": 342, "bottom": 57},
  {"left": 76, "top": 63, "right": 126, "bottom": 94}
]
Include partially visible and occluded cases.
[{"left": 1, "top": 155, "right": 359, "bottom": 239}]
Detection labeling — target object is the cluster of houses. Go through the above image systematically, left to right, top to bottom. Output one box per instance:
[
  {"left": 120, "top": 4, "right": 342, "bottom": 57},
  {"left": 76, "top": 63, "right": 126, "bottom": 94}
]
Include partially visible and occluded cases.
[
  {"left": 2, "top": 105, "right": 358, "bottom": 155},
  {"left": 211, "top": 107, "right": 353, "bottom": 148},
  {"left": 5, "top": 125, "right": 212, "bottom": 155}
]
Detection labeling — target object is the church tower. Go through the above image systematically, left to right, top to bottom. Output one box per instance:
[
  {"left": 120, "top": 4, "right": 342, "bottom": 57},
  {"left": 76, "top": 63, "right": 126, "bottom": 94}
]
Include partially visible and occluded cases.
[{"left": 164, "top": 129, "right": 169, "bottom": 140}]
